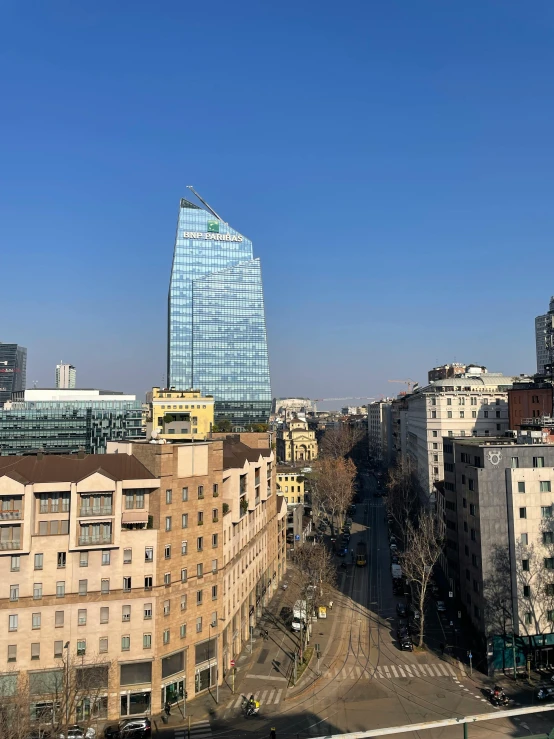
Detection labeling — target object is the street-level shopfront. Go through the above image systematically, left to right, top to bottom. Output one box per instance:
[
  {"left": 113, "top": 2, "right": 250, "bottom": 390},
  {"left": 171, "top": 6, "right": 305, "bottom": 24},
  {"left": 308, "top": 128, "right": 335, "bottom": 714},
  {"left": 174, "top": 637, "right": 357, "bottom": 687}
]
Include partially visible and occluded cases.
[
  {"left": 195, "top": 637, "right": 217, "bottom": 693},
  {"left": 160, "top": 649, "right": 186, "bottom": 706},
  {"left": 119, "top": 661, "right": 152, "bottom": 716}
]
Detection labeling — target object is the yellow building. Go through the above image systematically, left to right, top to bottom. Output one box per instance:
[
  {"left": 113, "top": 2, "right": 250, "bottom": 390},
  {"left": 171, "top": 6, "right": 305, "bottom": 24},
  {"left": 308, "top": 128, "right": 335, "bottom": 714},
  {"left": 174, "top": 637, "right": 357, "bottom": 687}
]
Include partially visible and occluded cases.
[
  {"left": 146, "top": 387, "right": 214, "bottom": 441},
  {"left": 276, "top": 417, "right": 318, "bottom": 462},
  {"left": 276, "top": 467, "right": 306, "bottom": 504}
]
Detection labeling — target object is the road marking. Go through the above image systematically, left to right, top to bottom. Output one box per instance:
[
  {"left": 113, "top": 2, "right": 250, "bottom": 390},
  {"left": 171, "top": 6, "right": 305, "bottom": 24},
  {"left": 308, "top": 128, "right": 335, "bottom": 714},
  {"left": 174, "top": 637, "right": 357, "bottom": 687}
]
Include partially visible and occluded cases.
[
  {"left": 438, "top": 664, "right": 449, "bottom": 676},
  {"left": 446, "top": 664, "right": 456, "bottom": 676},
  {"left": 391, "top": 665, "right": 399, "bottom": 677},
  {"left": 404, "top": 665, "right": 413, "bottom": 676},
  {"left": 432, "top": 665, "right": 443, "bottom": 676},
  {"left": 376, "top": 666, "right": 385, "bottom": 678},
  {"left": 384, "top": 666, "right": 391, "bottom": 677},
  {"left": 397, "top": 666, "right": 406, "bottom": 677},
  {"left": 267, "top": 689, "right": 275, "bottom": 703},
  {"left": 275, "top": 689, "right": 282, "bottom": 703},
  {"left": 260, "top": 690, "right": 268, "bottom": 704},
  {"left": 234, "top": 696, "right": 243, "bottom": 708}
]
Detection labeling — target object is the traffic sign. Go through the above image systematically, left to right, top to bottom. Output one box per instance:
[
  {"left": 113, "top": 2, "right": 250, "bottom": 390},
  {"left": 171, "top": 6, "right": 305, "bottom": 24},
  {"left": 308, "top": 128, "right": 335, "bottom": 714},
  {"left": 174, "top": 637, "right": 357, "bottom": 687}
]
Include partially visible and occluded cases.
[
  {"left": 295, "top": 535, "right": 300, "bottom": 541},
  {"left": 230, "top": 659, "right": 235, "bottom": 667}
]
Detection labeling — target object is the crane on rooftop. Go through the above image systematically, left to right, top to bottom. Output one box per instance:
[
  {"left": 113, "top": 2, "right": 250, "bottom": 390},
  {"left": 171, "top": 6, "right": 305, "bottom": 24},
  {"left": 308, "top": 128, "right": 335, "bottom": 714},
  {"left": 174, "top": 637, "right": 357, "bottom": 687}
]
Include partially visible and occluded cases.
[
  {"left": 388, "top": 379, "right": 418, "bottom": 392},
  {"left": 313, "top": 396, "right": 375, "bottom": 402}
]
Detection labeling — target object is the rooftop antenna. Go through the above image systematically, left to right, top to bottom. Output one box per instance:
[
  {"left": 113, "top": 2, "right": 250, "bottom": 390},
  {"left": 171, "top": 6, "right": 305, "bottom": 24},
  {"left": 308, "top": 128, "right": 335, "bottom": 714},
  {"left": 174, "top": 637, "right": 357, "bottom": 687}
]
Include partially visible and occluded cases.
[{"left": 187, "top": 185, "right": 226, "bottom": 223}]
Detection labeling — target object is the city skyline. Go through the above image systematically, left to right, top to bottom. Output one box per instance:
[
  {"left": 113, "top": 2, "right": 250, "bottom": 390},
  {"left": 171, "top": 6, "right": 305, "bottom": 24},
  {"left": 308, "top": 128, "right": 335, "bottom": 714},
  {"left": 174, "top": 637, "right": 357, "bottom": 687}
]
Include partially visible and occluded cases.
[{"left": 1, "top": 2, "right": 552, "bottom": 401}]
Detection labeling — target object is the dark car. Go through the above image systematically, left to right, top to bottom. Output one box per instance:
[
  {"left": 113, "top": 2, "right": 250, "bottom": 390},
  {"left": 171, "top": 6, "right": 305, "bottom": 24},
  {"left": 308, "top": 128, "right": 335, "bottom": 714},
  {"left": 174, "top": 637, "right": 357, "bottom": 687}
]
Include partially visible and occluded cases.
[
  {"left": 336, "top": 547, "right": 348, "bottom": 557},
  {"left": 396, "top": 602, "right": 407, "bottom": 618},
  {"left": 280, "top": 606, "right": 293, "bottom": 624},
  {"left": 399, "top": 634, "right": 413, "bottom": 651},
  {"left": 104, "top": 719, "right": 151, "bottom": 739}
]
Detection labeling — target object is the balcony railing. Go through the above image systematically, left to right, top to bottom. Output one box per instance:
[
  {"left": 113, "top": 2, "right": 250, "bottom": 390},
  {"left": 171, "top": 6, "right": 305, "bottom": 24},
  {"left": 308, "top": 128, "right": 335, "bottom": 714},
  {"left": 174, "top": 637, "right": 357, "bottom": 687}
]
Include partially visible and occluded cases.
[
  {"left": 79, "top": 506, "right": 113, "bottom": 517},
  {"left": 0, "top": 511, "right": 22, "bottom": 520},
  {"left": 78, "top": 535, "right": 113, "bottom": 546},
  {"left": 0, "top": 541, "right": 22, "bottom": 550}
]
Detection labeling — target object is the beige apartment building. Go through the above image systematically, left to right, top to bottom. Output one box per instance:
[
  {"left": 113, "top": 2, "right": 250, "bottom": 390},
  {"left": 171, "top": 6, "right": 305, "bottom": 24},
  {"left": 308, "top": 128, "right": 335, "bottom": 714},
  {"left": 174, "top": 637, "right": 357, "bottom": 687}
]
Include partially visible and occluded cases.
[{"left": 0, "top": 434, "right": 285, "bottom": 724}]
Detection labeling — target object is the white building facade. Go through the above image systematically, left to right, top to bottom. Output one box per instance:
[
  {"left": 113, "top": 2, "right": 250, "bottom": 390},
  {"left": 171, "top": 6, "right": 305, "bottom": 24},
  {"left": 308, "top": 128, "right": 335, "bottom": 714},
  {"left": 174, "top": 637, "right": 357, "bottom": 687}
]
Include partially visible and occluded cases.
[
  {"left": 56, "top": 363, "right": 76, "bottom": 389},
  {"left": 368, "top": 400, "right": 393, "bottom": 466}
]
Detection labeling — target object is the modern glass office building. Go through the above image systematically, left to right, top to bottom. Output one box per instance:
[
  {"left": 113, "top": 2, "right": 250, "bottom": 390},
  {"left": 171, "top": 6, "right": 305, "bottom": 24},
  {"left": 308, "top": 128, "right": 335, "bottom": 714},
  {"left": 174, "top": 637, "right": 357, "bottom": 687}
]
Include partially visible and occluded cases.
[
  {"left": 168, "top": 195, "right": 271, "bottom": 427},
  {"left": 0, "top": 343, "right": 27, "bottom": 406}
]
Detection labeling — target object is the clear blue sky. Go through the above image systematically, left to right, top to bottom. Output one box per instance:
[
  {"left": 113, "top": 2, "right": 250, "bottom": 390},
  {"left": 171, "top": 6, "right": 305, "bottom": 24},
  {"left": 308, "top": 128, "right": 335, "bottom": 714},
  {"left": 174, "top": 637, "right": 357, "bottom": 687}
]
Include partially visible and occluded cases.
[{"left": 2, "top": 1, "right": 553, "bottom": 404}]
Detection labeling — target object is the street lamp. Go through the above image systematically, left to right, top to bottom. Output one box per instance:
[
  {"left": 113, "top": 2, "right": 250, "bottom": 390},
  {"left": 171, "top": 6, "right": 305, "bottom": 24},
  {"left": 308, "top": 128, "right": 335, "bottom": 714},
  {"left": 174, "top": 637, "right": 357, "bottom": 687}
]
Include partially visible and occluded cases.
[
  {"left": 208, "top": 619, "right": 225, "bottom": 704},
  {"left": 63, "top": 642, "right": 70, "bottom": 734}
]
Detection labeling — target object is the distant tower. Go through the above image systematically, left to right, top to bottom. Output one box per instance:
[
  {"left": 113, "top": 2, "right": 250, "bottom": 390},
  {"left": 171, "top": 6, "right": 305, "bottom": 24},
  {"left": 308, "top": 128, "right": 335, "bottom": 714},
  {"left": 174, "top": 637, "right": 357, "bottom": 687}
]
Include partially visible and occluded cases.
[
  {"left": 535, "top": 297, "right": 554, "bottom": 375},
  {"left": 0, "top": 343, "right": 27, "bottom": 405},
  {"left": 56, "top": 362, "right": 76, "bottom": 389}
]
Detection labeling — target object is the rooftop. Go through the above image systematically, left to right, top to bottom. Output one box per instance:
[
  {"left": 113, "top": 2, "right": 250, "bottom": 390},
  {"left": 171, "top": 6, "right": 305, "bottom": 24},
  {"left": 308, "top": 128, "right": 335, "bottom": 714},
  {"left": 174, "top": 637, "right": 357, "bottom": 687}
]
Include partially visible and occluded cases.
[
  {"left": 419, "top": 373, "right": 526, "bottom": 393},
  {"left": 223, "top": 439, "right": 271, "bottom": 470},
  {"left": 0, "top": 454, "right": 157, "bottom": 484}
]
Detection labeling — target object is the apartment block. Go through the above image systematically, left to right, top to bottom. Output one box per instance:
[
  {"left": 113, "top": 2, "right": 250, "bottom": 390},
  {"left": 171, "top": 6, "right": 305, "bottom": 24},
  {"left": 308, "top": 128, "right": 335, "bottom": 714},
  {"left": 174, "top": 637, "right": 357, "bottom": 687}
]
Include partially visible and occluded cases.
[
  {"left": 508, "top": 382, "right": 553, "bottom": 430},
  {"left": 145, "top": 387, "right": 215, "bottom": 441},
  {"left": 368, "top": 400, "right": 392, "bottom": 465},
  {"left": 0, "top": 434, "right": 285, "bottom": 724},
  {"left": 443, "top": 435, "right": 554, "bottom": 673},
  {"left": 276, "top": 468, "right": 306, "bottom": 505}
]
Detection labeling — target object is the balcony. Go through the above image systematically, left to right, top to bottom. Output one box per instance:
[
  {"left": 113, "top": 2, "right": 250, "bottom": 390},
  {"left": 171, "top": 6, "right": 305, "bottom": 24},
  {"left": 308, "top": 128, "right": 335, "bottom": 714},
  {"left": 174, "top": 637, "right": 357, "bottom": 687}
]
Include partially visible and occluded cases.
[
  {"left": 80, "top": 506, "right": 113, "bottom": 517},
  {"left": 0, "top": 511, "right": 21, "bottom": 520},
  {"left": 78, "top": 535, "right": 113, "bottom": 546},
  {"left": 0, "top": 541, "right": 22, "bottom": 550}
]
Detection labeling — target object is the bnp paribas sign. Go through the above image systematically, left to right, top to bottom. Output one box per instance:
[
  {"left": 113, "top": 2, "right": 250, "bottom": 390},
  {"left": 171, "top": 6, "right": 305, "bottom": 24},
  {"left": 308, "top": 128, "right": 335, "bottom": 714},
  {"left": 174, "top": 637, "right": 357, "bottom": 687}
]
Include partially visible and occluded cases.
[{"left": 182, "top": 220, "right": 244, "bottom": 242}]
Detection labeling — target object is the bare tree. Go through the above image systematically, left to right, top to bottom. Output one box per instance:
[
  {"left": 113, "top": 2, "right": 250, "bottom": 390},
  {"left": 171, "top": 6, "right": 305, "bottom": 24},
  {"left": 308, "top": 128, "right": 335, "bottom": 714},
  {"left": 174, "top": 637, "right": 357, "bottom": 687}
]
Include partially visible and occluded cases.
[
  {"left": 320, "top": 424, "right": 364, "bottom": 460},
  {"left": 310, "top": 457, "right": 356, "bottom": 531},
  {"left": 385, "top": 458, "right": 423, "bottom": 548},
  {"left": 400, "top": 511, "right": 444, "bottom": 647},
  {"left": 0, "top": 672, "right": 32, "bottom": 739}
]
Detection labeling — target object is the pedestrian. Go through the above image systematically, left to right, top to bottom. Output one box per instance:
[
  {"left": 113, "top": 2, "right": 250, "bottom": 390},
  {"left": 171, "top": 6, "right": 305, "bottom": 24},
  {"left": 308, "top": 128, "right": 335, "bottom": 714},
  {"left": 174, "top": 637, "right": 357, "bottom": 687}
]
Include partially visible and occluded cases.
[
  {"left": 329, "top": 600, "right": 333, "bottom": 610},
  {"left": 164, "top": 700, "right": 171, "bottom": 716}
]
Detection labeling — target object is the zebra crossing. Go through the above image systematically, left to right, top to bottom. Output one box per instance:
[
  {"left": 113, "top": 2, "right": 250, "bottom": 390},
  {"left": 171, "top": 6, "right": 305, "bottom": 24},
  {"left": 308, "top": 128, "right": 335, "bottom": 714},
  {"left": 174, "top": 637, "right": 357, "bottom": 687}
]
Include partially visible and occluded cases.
[
  {"left": 325, "top": 661, "right": 458, "bottom": 680},
  {"left": 225, "top": 688, "right": 284, "bottom": 711},
  {"left": 175, "top": 721, "right": 212, "bottom": 739}
]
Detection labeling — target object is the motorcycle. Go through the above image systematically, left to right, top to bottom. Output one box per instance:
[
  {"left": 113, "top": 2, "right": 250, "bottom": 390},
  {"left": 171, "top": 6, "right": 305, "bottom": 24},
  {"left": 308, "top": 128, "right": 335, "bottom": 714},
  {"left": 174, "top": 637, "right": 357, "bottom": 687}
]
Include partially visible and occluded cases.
[
  {"left": 489, "top": 687, "right": 509, "bottom": 706},
  {"left": 241, "top": 696, "right": 260, "bottom": 717}
]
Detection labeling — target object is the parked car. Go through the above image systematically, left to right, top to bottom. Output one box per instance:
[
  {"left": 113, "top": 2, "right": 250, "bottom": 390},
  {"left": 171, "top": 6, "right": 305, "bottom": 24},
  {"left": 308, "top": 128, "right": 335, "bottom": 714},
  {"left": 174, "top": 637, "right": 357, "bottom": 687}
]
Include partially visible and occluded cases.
[
  {"left": 390, "top": 544, "right": 398, "bottom": 553},
  {"left": 391, "top": 555, "right": 400, "bottom": 564},
  {"left": 436, "top": 601, "right": 447, "bottom": 613},
  {"left": 396, "top": 603, "right": 407, "bottom": 618},
  {"left": 408, "top": 604, "right": 420, "bottom": 620},
  {"left": 280, "top": 606, "right": 293, "bottom": 624},
  {"left": 397, "top": 628, "right": 413, "bottom": 651},
  {"left": 537, "top": 686, "right": 554, "bottom": 701},
  {"left": 104, "top": 718, "right": 151, "bottom": 739},
  {"left": 59, "top": 727, "right": 96, "bottom": 739}
]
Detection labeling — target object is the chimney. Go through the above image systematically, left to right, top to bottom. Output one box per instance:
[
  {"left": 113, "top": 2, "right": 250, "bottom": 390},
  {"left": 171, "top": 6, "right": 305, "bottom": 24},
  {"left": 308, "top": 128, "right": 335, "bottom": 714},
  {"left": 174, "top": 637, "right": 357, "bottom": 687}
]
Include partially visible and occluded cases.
[{"left": 77, "top": 449, "right": 86, "bottom": 459}]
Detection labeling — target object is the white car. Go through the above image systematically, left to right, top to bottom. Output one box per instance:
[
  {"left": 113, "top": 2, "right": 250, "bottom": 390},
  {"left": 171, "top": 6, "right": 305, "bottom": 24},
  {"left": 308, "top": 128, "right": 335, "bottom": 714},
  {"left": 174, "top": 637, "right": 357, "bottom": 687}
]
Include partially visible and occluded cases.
[
  {"left": 436, "top": 600, "right": 447, "bottom": 612},
  {"left": 59, "top": 727, "right": 96, "bottom": 739}
]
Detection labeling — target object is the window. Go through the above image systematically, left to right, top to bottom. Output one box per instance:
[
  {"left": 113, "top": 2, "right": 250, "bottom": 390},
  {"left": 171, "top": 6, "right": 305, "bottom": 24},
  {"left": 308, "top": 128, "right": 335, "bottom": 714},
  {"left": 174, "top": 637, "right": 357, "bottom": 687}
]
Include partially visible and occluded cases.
[
  {"left": 430, "top": 398, "right": 436, "bottom": 406},
  {"left": 447, "top": 398, "right": 452, "bottom": 406},
  {"left": 484, "top": 410, "right": 489, "bottom": 418},
  {"left": 495, "top": 410, "right": 501, "bottom": 419},
  {"left": 431, "top": 411, "right": 437, "bottom": 419},
  {"left": 447, "top": 411, "right": 452, "bottom": 418},
  {"left": 460, "top": 411, "right": 465, "bottom": 419},
  {"left": 472, "top": 411, "right": 477, "bottom": 418},
  {"left": 432, "top": 431, "right": 438, "bottom": 437},
  {"left": 433, "top": 442, "right": 438, "bottom": 449},
  {"left": 511, "top": 457, "right": 519, "bottom": 468},
  {"left": 534, "top": 457, "right": 545, "bottom": 468},
  {"left": 461, "top": 475, "right": 466, "bottom": 484},
  {"left": 468, "top": 479, "right": 474, "bottom": 491},
  {"left": 541, "top": 481, "right": 552, "bottom": 493},
  {"left": 518, "top": 482, "right": 525, "bottom": 493},
  {"left": 213, "top": 484, "right": 219, "bottom": 497},
  {"left": 198, "top": 486, "right": 204, "bottom": 499},
  {"left": 182, "top": 487, "right": 189, "bottom": 502},
  {"left": 166, "top": 489, "right": 172, "bottom": 504},
  {"left": 463, "top": 498, "right": 467, "bottom": 508},
  {"left": 469, "top": 503, "right": 476, "bottom": 516},
  {"left": 542, "top": 506, "right": 553, "bottom": 519},
  {"left": 212, "top": 508, "right": 218, "bottom": 523},
  {"left": 520, "top": 508, "right": 527, "bottom": 519},
  {"left": 198, "top": 511, "right": 204, "bottom": 525},
  {"left": 182, "top": 514, "right": 188, "bottom": 529},
  {"left": 165, "top": 517, "right": 172, "bottom": 531},
  {"left": 463, "top": 521, "right": 468, "bottom": 532},
  {"left": 470, "top": 528, "right": 476, "bottom": 541},
  {"left": 545, "top": 532, "right": 554, "bottom": 545},
  {"left": 521, "top": 533, "right": 529, "bottom": 545},
  {"left": 212, "top": 534, "right": 218, "bottom": 548},
  {"left": 197, "top": 537, "right": 203, "bottom": 551},
  {"left": 182, "top": 541, "right": 188, "bottom": 555},
  {"left": 164, "top": 545, "right": 171, "bottom": 560},
  {"left": 464, "top": 545, "right": 469, "bottom": 555},
  {"left": 145, "top": 547, "right": 153, "bottom": 562},
  {"left": 123, "top": 548, "right": 132, "bottom": 564},
  {"left": 102, "top": 550, "right": 111, "bottom": 566},
  {"left": 79, "top": 551, "right": 88, "bottom": 567},
  {"left": 57, "top": 552, "right": 66, "bottom": 569},
  {"left": 34, "top": 553, "right": 43, "bottom": 570},
  {"left": 472, "top": 554, "right": 478, "bottom": 566},
  {"left": 10, "top": 555, "right": 20, "bottom": 572},
  {"left": 522, "top": 558, "right": 530, "bottom": 571},
  {"left": 545, "top": 558, "right": 554, "bottom": 570},
  {"left": 212, "top": 559, "right": 218, "bottom": 574},
  {"left": 466, "top": 569, "right": 470, "bottom": 581},
  {"left": 164, "top": 572, "right": 171, "bottom": 586},
  {"left": 144, "top": 576, "right": 152, "bottom": 590},
  {"left": 123, "top": 577, "right": 132, "bottom": 592},
  {"left": 101, "top": 579, "right": 110, "bottom": 594},
  {"left": 78, "top": 580, "right": 88, "bottom": 595},
  {"left": 473, "top": 580, "right": 479, "bottom": 594},
  {"left": 56, "top": 581, "right": 65, "bottom": 597},
  {"left": 32, "top": 582, "right": 42, "bottom": 599},
  {"left": 547, "top": 584, "right": 554, "bottom": 597},
  {"left": 212, "top": 585, "right": 218, "bottom": 600},
  {"left": 523, "top": 585, "right": 531, "bottom": 598},
  {"left": 197, "top": 590, "right": 203, "bottom": 605},
  {"left": 181, "top": 595, "right": 187, "bottom": 611},
  {"left": 163, "top": 600, "right": 171, "bottom": 616},
  {"left": 144, "top": 603, "right": 152, "bottom": 619},
  {"left": 122, "top": 605, "right": 131, "bottom": 622},
  {"left": 474, "top": 606, "right": 480, "bottom": 618},
  {"left": 100, "top": 607, "right": 109, "bottom": 623},
  {"left": 78, "top": 609, "right": 87, "bottom": 625},
  {"left": 548, "top": 610, "right": 554, "bottom": 622},
  {"left": 55, "top": 611, "right": 64, "bottom": 627},
  {"left": 32, "top": 612, "right": 41, "bottom": 629},
  {"left": 524, "top": 612, "right": 532, "bottom": 625},
  {"left": 8, "top": 615, "right": 17, "bottom": 632},
  {"left": 196, "top": 617, "right": 202, "bottom": 633},
  {"left": 180, "top": 623, "right": 187, "bottom": 638},
  {"left": 163, "top": 629, "right": 170, "bottom": 645},
  {"left": 143, "top": 633, "right": 152, "bottom": 649},
  {"left": 121, "top": 636, "right": 130, "bottom": 651},
  {"left": 99, "top": 637, "right": 108, "bottom": 653},
  {"left": 77, "top": 640, "right": 86, "bottom": 656},
  {"left": 31, "top": 643, "right": 40, "bottom": 660},
  {"left": 7, "top": 645, "right": 16, "bottom": 662}
]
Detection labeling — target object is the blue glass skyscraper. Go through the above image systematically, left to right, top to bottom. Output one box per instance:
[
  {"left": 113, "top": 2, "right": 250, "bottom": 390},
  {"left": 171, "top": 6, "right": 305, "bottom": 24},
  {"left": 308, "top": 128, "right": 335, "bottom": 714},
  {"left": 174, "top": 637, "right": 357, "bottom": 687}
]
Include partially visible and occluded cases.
[{"left": 168, "top": 194, "right": 271, "bottom": 427}]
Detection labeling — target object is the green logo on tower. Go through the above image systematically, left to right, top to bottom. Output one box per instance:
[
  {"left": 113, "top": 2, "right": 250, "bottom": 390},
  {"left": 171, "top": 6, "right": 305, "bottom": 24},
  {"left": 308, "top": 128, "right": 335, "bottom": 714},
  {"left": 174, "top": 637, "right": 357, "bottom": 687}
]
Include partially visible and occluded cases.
[{"left": 207, "top": 220, "right": 219, "bottom": 233}]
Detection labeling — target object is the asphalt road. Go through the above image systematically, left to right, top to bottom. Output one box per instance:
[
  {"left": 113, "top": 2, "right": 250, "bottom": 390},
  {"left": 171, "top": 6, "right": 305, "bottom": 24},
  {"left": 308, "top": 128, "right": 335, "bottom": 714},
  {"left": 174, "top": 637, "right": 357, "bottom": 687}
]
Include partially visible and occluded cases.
[{"left": 160, "top": 472, "right": 554, "bottom": 739}]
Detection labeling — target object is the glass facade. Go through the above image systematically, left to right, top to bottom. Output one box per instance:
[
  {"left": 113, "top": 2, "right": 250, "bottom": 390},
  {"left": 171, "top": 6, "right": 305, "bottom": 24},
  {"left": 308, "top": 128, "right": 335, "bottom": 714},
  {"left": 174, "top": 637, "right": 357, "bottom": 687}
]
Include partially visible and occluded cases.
[
  {"left": 168, "top": 198, "right": 271, "bottom": 427},
  {"left": 0, "top": 343, "right": 27, "bottom": 406},
  {"left": 0, "top": 401, "right": 143, "bottom": 456}
]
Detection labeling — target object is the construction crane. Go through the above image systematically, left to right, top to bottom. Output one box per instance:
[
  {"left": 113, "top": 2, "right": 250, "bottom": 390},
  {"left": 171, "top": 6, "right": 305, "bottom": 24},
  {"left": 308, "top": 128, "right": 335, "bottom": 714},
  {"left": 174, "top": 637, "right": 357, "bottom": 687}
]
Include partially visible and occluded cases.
[
  {"left": 388, "top": 379, "right": 418, "bottom": 392},
  {"left": 313, "top": 396, "right": 375, "bottom": 402}
]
